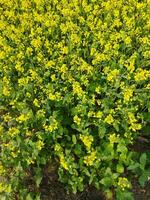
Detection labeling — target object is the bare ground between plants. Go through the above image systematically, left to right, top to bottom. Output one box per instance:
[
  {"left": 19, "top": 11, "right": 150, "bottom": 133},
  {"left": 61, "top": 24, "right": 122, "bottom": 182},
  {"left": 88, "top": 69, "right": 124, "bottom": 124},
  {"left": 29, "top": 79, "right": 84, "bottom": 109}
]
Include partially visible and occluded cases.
[
  {"left": 26, "top": 137, "right": 150, "bottom": 200},
  {"left": 40, "top": 172, "right": 150, "bottom": 200}
]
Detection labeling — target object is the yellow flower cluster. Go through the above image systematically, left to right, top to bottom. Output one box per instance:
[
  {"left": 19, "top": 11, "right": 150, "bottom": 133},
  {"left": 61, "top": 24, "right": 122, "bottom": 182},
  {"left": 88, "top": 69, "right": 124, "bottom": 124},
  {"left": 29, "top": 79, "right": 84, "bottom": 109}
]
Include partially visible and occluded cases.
[
  {"left": 0, "top": 0, "right": 149, "bottom": 197},
  {"left": 107, "top": 69, "right": 120, "bottom": 82},
  {"left": 134, "top": 69, "right": 150, "bottom": 82},
  {"left": 72, "top": 82, "right": 84, "bottom": 98},
  {"left": 123, "top": 88, "right": 133, "bottom": 102},
  {"left": 128, "top": 112, "right": 142, "bottom": 132},
  {"left": 16, "top": 113, "right": 30, "bottom": 123},
  {"left": 104, "top": 114, "right": 114, "bottom": 125},
  {"left": 73, "top": 115, "right": 81, "bottom": 126},
  {"left": 44, "top": 117, "right": 58, "bottom": 132},
  {"left": 8, "top": 127, "right": 20, "bottom": 137},
  {"left": 109, "top": 133, "right": 119, "bottom": 145},
  {"left": 80, "top": 134, "right": 93, "bottom": 150},
  {"left": 36, "top": 140, "right": 44, "bottom": 151},
  {"left": 84, "top": 151, "right": 96, "bottom": 166},
  {"left": 60, "top": 155, "right": 69, "bottom": 170},
  {"left": 118, "top": 177, "right": 131, "bottom": 191},
  {"left": 0, "top": 183, "right": 11, "bottom": 193}
]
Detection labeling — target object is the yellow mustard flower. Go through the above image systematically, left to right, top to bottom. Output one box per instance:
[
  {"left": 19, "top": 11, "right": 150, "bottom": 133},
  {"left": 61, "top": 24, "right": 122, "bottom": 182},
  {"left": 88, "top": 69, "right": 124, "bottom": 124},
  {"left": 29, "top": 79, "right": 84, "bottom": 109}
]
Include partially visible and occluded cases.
[
  {"left": 107, "top": 69, "right": 119, "bottom": 82},
  {"left": 134, "top": 69, "right": 150, "bottom": 82},
  {"left": 51, "top": 74, "right": 56, "bottom": 81},
  {"left": 72, "top": 81, "right": 83, "bottom": 97},
  {"left": 3, "top": 86, "right": 10, "bottom": 96},
  {"left": 123, "top": 88, "right": 133, "bottom": 102},
  {"left": 33, "top": 98, "right": 40, "bottom": 107},
  {"left": 96, "top": 111, "right": 103, "bottom": 119},
  {"left": 128, "top": 112, "right": 137, "bottom": 124},
  {"left": 16, "top": 113, "right": 30, "bottom": 123},
  {"left": 104, "top": 114, "right": 114, "bottom": 125},
  {"left": 73, "top": 115, "right": 81, "bottom": 126},
  {"left": 129, "top": 123, "right": 142, "bottom": 132},
  {"left": 8, "top": 127, "right": 20, "bottom": 137},
  {"left": 109, "top": 133, "right": 119, "bottom": 144},
  {"left": 80, "top": 134, "right": 93, "bottom": 150},
  {"left": 36, "top": 140, "right": 44, "bottom": 151},
  {"left": 84, "top": 151, "right": 96, "bottom": 166},
  {"left": 60, "top": 155, "right": 69, "bottom": 170},
  {"left": 0, "top": 164, "right": 5, "bottom": 174},
  {"left": 118, "top": 177, "right": 131, "bottom": 191},
  {"left": 0, "top": 183, "right": 11, "bottom": 193}
]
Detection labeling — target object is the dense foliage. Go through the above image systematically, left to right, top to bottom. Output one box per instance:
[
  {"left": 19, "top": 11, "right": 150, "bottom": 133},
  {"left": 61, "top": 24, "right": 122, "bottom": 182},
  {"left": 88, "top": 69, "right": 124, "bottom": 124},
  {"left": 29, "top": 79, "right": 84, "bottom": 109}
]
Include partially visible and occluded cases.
[{"left": 0, "top": 0, "right": 150, "bottom": 199}]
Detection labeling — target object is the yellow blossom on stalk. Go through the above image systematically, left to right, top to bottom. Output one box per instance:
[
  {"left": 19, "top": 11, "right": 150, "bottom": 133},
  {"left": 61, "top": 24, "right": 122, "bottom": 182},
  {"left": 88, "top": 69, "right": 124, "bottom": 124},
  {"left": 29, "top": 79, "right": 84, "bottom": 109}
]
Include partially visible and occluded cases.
[
  {"left": 124, "top": 36, "right": 132, "bottom": 45},
  {"left": 31, "top": 38, "right": 41, "bottom": 49},
  {"left": 62, "top": 46, "right": 68, "bottom": 54},
  {"left": 45, "top": 60, "right": 55, "bottom": 69},
  {"left": 15, "top": 63, "right": 24, "bottom": 73},
  {"left": 60, "top": 64, "right": 68, "bottom": 73},
  {"left": 103, "top": 67, "right": 110, "bottom": 74},
  {"left": 29, "top": 69, "right": 39, "bottom": 80},
  {"left": 107, "top": 69, "right": 119, "bottom": 82},
  {"left": 134, "top": 69, "right": 150, "bottom": 81},
  {"left": 51, "top": 74, "right": 56, "bottom": 81},
  {"left": 18, "top": 77, "right": 29, "bottom": 86},
  {"left": 72, "top": 81, "right": 83, "bottom": 97},
  {"left": 146, "top": 83, "right": 150, "bottom": 89},
  {"left": 3, "top": 86, "right": 10, "bottom": 96},
  {"left": 95, "top": 86, "right": 101, "bottom": 94},
  {"left": 123, "top": 88, "right": 133, "bottom": 102},
  {"left": 49, "top": 93, "right": 56, "bottom": 101},
  {"left": 33, "top": 98, "right": 40, "bottom": 107},
  {"left": 88, "top": 111, "right": 95, "bottom": 118},
  {"left": 96, "top": 111, "right": 103, "bottom": 119},
  {"left": 128, "top": 112, "right": 137, "bottom": 124},
  {"left": 128, "top": 112, "right": 142, "bottom": 131},
  {"left": 16, "top": 113, "right": 29, "bottom": 123},
  {"left": 3, "top": 114, "right": 11, "bottom": 122},
  {"left": 104, "top": 114, "right": 114, "bottom": 125},
  {"left": 73, "top": 115, "right": 81, "bottom": 126},
  {"left": 129, "top": 123, "right": 142, "bottom": 132},
  {"left": 8, "top": 127, "right": 20, "bottom": 137},
  {"left": 25, "top": 130, "right": 32, "bottom": 137},
  {"left": 109, "top": 133, "right": 119, "bottom": 145},
  {"left": 80, "top": 134, "right": 93, "bottom": 150},
  {"left": 36, "top": 140, "right": 44, "bottom": 150},
  {"left": 54, "top": 144, "right": 62, "bottom": 152},
  {"left": 84, "top": 151, "right": 96, "bottom": 166},
  {"left": 11, "top": 152, "right": 18, "bottom": 158},
  {"left": 60, "top": 155, "right": 69, "bottom": 170},
  {"left": 27, "top": 158, "right": 35, "bottom": 165},
  {"left": 0, "top": 164, "right": 5, "bottom": 174},
  {"left": 118, "top": 177, "right": 131, "bottom": 191},
  {"left": 0, "top": 183, "right": 11, "bottom": 193}
]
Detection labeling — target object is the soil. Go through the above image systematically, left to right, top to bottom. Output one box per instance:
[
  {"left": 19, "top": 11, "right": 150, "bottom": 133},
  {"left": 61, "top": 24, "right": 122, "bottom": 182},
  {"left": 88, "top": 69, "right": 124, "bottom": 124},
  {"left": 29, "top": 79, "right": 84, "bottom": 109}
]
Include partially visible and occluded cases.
[
  {"left": 25, "top": 137, "right": 150, "bottom": 200},
  {"left": 40, "top": 137, "right": 150, "bottom": 200},
  {"left": 40, "top": 172, "right": 150, "bottom": 200}
]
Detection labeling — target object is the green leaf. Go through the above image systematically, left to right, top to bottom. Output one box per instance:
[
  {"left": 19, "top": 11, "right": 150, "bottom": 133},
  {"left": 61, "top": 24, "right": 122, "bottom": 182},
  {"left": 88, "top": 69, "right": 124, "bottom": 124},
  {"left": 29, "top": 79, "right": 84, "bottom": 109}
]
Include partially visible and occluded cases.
[
  {"left": 98, "top": 125, "right": 106, "bottom": 138},
  {"left": 72, "top": 135, "right": 77, "bottom": 144},
  {"left": 140, "top": 153, "right": 147, "bottom": 168},
  {"left": 127, "top": 163, "right": 140, "bottom": 171},
  {"left": 116, "top": 164, "right": 124, "bottom": 173},
  {"left": 35, "top": 168, "right": 43, "bottom": 188},
  {"left": 139, "top": 170, "right": 150, "bottom": 187},
  {"left": 139, "top": 174, "right": 147, "bottom": 187},
  {"left": 35, "top": 175, "right": 42, "bottom": 187},
  {"left": 100, "top": 177, "right": 112, "bottom": 187},
  {"left": 116, "top": 190, "right": 134, "bottom": 200},
  {"left": 26, "top": 194, "right": 32, "bottom": 200}
]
